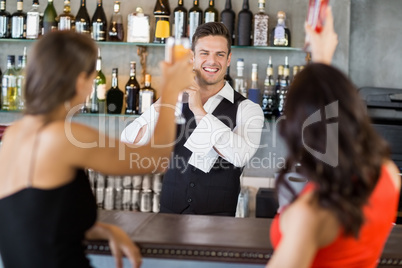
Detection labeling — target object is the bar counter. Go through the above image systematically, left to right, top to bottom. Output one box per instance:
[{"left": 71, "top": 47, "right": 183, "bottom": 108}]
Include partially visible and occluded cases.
[{"left": 84, "top": 210, "right": 402, "bottom": 268}]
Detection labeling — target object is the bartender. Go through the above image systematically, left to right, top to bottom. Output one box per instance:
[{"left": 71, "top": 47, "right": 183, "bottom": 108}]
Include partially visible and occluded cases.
[{"left": 121, "top": 22, "right": 264, "bottom": 216}]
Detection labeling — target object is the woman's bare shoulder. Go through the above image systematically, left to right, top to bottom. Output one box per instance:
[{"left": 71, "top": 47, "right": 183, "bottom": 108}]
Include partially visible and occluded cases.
[
  {"left": 41, "top": 121, "right": 100, "bottom": 146},
  {"left": 383, "top": 160, "right": 401, "bottom": 191}
]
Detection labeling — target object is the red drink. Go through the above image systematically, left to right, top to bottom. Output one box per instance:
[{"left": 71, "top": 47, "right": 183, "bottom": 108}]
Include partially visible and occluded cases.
[{"left": 306, "top": 0, "right": 329, "bottom": 33}]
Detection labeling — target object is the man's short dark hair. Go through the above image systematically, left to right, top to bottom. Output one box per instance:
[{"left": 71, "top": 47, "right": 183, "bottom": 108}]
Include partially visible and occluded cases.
[{"left": 191, "top": 22, "right": 232, "bottom": 55}]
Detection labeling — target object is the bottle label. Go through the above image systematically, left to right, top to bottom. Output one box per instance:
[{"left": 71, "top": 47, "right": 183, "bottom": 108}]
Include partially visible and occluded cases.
[
  {"left": 0, "top": 1, "right": 5, "bottom": 10},
  {"left": 17, "top": 1, "right": 23, "bottom": 10},
  {"left": 113, "top": 3, "right": 119, "bottom": 13},
  {"left": 174, "top": 11, "right": 185, "bottom": 38},
  {"left": 189, "top": 12, "right": 200, "bottom": 40},
  {"left": 204, "top": 12, "right": 215, "bottom": 23},
  {"left": 26, "top": 13, "right": 40, "bottom": 38},
  {"left": 127, "top": 13, "right": 150, "bottom": 43},
  {"left": 253, "top": 14, "right": 268, "bottom": 46},
  {"left": 0, "top": 16, "right": 8, "bottom": 37},
  {"left": 154, "top": 16, "right": 170, "bottom": 39},
  {"left": 11, "top": 17, "right": 25, "bottom": 38},
  {"left": 58, "top": 17, "right": 71, "bottom": 30},
  {"left": 75, "top": 21, "right": 90, "bottom": 35},
  {"left": 93, "top": 22, "right": 106, "bottom": 41},
  {"left": 274, "top": 26, "right": 288, "bottom": 46},
  {"left": 275, "top": 26, "right": 285, "bottom": 39},
  {"left": 267, "top": 67, "right": 273, "bottom": 76},
  {"left": 4, "top": 74, "right": 16, "bottom": 88},
  {"left": 2, "top": 75, "right": 17, "bottom": 110},
  {"left": 16, "top": 75, "right": 24, "bottom": 109},
  {"left": 1, "top": 78, "right": 8, "bottom": 108},
  {"left": 234, "top": 78, "right": 246, "bottom": 93},
  {"left": 280, "top": 78, "right": 287, "bottom": 88},
  {"left": 97, "top": 84, "right": 106, "bottom": 99},
  {"left": 248, "top": 88, "right": 260, "bottom": 104},
  {"left": 139, "top": 91, "right": 154, "bottom": 114},
  {"left": 262, "top": 97, "right": 268, "bottom": 108}
]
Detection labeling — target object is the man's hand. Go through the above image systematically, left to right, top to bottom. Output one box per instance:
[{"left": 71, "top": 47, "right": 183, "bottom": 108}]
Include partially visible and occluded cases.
[{"left": 185, "top": 80, "right": 207, "bottom": 124}]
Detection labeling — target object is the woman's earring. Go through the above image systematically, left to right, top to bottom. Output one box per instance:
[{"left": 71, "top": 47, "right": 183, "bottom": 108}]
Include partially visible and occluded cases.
[{"left": 64, "top": 101, "right": 71, "bottom": 111}]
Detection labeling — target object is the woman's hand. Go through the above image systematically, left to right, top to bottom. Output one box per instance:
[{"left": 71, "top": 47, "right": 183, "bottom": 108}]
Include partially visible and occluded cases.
[
  {"left": 305, "top": 6, "right": 338, "bottom": 65},
  {"left": 159, "top": 51, "right": 195, "bottom": 99},
  {"left": 85, "top": 222, "right": 142, "bottom": 268},
  {"left": 107, "top": 225, "right": 142, "bottom": 268}
]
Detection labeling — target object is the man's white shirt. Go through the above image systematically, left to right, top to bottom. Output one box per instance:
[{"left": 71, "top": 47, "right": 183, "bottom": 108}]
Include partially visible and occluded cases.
[{"left": 121, "top": 82, "right": 264, "bottom": 173}]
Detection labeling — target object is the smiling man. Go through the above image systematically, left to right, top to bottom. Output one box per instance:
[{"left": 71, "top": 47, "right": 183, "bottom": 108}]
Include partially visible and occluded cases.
[{"left": 121, "top": 22, "right": 264, "bottom": 216}]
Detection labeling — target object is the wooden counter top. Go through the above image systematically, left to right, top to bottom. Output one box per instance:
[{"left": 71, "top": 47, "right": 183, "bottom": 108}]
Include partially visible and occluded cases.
[{"left": 85, "top": 210, "right": 402, "bottom": 266}]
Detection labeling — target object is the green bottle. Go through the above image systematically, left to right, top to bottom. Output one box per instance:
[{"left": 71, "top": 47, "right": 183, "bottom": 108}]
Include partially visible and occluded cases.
[
  {"left": 43, "top": 0, "right": 57, "bottom": 35},
  {"left": 16, "top": 47, "right": 27, "bottom": 110},
  {"left": 91, "top": 48, "right": 106, "bottom": 113},
  {"left": 1, "top": 55, "right": 17, "bottom": 111}
]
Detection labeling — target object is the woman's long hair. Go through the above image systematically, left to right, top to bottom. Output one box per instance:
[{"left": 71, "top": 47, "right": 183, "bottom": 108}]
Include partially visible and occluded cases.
[
  {"left": 25, "top": 31, "right": 97, "bottom": 115},
  {"left": 277, "top": 63, "right": 390, "bottom": 237}
]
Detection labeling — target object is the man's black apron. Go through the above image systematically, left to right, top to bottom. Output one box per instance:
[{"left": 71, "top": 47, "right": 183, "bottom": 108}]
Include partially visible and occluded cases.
[{"left": 160, "top": 90, "right": 246, "bottom": 216}]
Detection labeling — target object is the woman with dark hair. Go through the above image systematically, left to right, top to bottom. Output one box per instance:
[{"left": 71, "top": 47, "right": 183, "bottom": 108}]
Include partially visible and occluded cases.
[
  {"left": 267, "top": 7, "right": 400, "bottom": 268},
  {"left": 0, "top": 31, "right": 194, "bottom": 267}
]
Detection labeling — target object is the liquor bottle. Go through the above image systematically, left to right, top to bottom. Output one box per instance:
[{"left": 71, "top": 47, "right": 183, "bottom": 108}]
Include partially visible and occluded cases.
[
  {"left": 0, "top": 0, "right": 11, "bottom": 38},
  {"left": 11, "top": 0, "right": 26, "bottom": 39},
  {"left": 26, "top": 0, "right": 40, "bottom": 39},
  {"left": 43, "top": 0, "right": 57, "bottom": 35},
  {"left": 58, "top": 0, "right": 75, "bottom": 31},
  {"left": 75, "top": 0, "right": 90, "bottom": 36},
  {"left": 92, "top": 0, "right": 107, "bottom": 41},
  {"left": 153, "top": 0, "right": 170, "bottom": 44},
  {"left": 173, "top": 0, "right": 187, "bottom": 38},
  {"left": 188, "top": 0, "right": 202, "bottom": 43},
  {"left": 204, "top": 0, "right": 218, "bottom": 23},
  {"left": 220, "top": 0, "right": 235, "bottom": 45},
  {"left": 237, "top": 0, "right": 252, "bottom": 46},
  {"left": 253, "top": 0, "right": 268, "bottom": 46},
  {"left": 108, "top": 1, "right": 124, "bottom": 41},
  {"left": 127, "top": 7, "right": 150, "bottom": 43},
  {"left": 271, "top": 11, "right": 291, "bottom": 47},
  {"left": 16, "top": 47, "right": 27, "bottom": 110},
  {"left": 91, "top": 49, "right": 106, "bottom": 113},
  {"left": 15, "top": 54, "right": 22, "bottom": 108},
  {"left": 1, "top": 55, "right": 17, "bottom": 110},
  {"left": 261, "top": 56, "right": 276, "bottom": 118},
  {"left": 282, "top": 56, "right": 290, "bottom": 87},
  {"left": 234, "top": 58, "right": 247, "bottom": 98},
  {"left": 276, "top": 58, "right": 289, "bottom": 115},
  {"left": 125, "top": 61, "right": 140, "bottom": 115},
  {"left": 248, "top": 63, "right": 260, "bottom": 104},
  {"left": 275, "top": 65, "right": 283, "bottom": 86},
  {"left": 291, "top": 65, "right": 299, "bottom": 83},
  {"left": 224, "top": 66, "right": 233, "bottom": 87},
  {"left": 106, "top": 68, "right": 124, "bottom": 114},
  {"left": 138, "top": 74, "right": 156, "bottom": 114}
]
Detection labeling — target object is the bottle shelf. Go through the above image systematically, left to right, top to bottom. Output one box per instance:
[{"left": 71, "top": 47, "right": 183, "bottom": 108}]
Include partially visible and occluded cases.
[
  {"left": 0, "top": 38, "right": 305, "bottom": 52},
  {"left": 231, "top": 45, "right": 304, "bottom": 52},
  {"left": 0, "top": 110, "right": 139, "bottom": 118},
  {"left": 0, "top": 110, "right": 280, "bottom": 123},
  {"left": 75, "top": 113, "right": 140, "bottom": 118}
]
